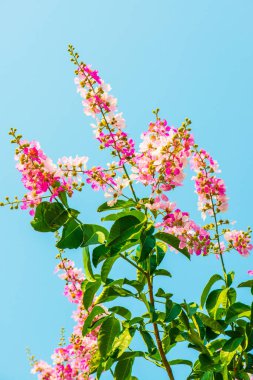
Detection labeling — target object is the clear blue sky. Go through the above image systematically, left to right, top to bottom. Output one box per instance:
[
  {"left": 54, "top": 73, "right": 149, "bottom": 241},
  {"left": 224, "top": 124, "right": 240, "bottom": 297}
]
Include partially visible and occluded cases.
[{"left": 0, "top": 1, "right": 253, "bottom": 379}]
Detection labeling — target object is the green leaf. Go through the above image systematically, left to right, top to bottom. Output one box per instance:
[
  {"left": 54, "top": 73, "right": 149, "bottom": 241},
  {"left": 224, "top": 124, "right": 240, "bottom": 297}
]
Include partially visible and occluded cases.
[
  {"left": 57, "top": 190, "right": 69, "bottom": 208},
  {"left": 97, "top": 199, "right": 136, "bottom": 212},
  {"left": 31, "top": 202, "right": 69, "bottom": 232},
  {"left": 102, "top": 210, "right": 145, "bottom": 222},
  {"left": 107, "top": 215, "right": 144, "bottom": 247},
  {"left": 56, "top": 219, "right": 84, "bottom": 249},
  {"left": 81, "top": 224, "right": 108, "bottom": 246},
  {"left": 155, "top": 232, "right": 190, "bottom": 259},
  {"left": 139, "top": 233, "right": 156, "bottom": 262},
  {"left": 156, "top": 241, "right": 167, "bottom": 266},
  {"left": 92, "top": 244, "right": 109, "bottom": 267},
  {"left": 82, "top": 247, "right": 96, "bottom": 282},
  {"left": 101, "top": 256, "right": 119, "bottom": 283},
  {"left": 154, "top": 269, "right": 172, "bottom": 277},
  {"left": 227, "top": 271, "right": 235, "bottom": 287},
  {"left": 200, "top": 274, "right": 224, "bottom": 309},
  {"left": 83, "top": 277, "right": 101, "bottom": 310},
  {"left": 123, "top": 278, "right": 144, "bottom": 293},
  {"left": 238, "top": 280, "right": 253, "bottom": 288},
  {"left": 95, "top": 285, "right": 133, "bottom": 305},
  {"left": 94, "top": 286, "right": 119, "bottom": 305},
  {"left": 227, "top": 287, "right": 237, "bottom": 305},
  {"left": 155, "top": 288, "right": 173, "bottom": 299},
  {"left": 206, "top": 288, "right": 229, "bottom": 319},
  {"left": 165, "top": 301, "right": 182, "bottom": 323},
  {"left": 225, "top": 302, "right": 251, "bottom": 324},
  {"left": 82, "top": 305, "right": 105, "bottom": 336},
  {"left": 109, "top": 306, "right": 132, "bottom": 320},
  {"left": 197, "top": 312, "right": 224, "bottom": 333},
  {"left": 98, "top": 316, "right": 121, "bottom": 358},
  {"left": 113, "top": 328, "right": 135, "bottom": 357},
  {"left": 140, "top": 329, "right": 157, "bottom": 354},
  {"left": 182, "top": 330, "right": 210, "bottom": 355},
  {"left": 161, "top": 333, "right": 171, "bottom": 354},
  {"left": 220, "top": 336, "right": 243, "bottom": 364},
  {"left": 116, "top": 351, "right": 144, "bottom": 361},
  {"left": 114, "top": 358, "right": 134, "bottom": 380},
  {"left": 169, "top": 359, "right": 193, "bottom": 367},
  {"left": 200, "top": 372, "right": 214, "bottom": 380}
]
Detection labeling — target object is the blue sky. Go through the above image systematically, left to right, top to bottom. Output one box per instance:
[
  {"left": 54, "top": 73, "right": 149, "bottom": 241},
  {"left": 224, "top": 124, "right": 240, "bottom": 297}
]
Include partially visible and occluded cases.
[{"left": 0, "top": 1, "right": 253, "bottom": 379}]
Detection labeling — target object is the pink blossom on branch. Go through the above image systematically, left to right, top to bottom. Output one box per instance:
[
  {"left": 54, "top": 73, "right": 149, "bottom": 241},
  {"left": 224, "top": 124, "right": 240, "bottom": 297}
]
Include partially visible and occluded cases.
[
  {"left": 74, "top": 62, "right": 135, "bottom": 166},
  {"left": 132, "top": 118, "right": 194, "bottom": 196},
  {"left": 14, "top": 137, "right": 88, "bottom": 215},
  {"left": 191, "top": 149, "right": 229, "bottom": 219},
  {"left": 156, "top": 207, "right": 211, "bottom": 256},
  {"left": 224, "top": 230, "right": 253, "bottom": 257},
  {"left": 31, "top": 258, "right": 99, "bottom": 380}
]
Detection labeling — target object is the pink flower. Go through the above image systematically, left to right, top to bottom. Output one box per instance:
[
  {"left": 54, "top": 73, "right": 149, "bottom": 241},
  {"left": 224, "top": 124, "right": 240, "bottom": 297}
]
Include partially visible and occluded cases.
[
  {"left": 74, "top": 63, "right": 135, "bottom": 165},
  {"left": 132, "top": 118, "right": 194, "bottom": 205},
  {"left": 15, "top": 138, "right": 89, "bottom": 214},
  {"left": 191, "top": 150, "right": 228, "bottom": 219},
  {"left": 156, "top": 206, "right": 210, "bottom": 256},
  {"left": 224, "top": 230, "right": 253, "bottom": 257},
  {"left": 31, "top": 258, "right": 100, "bottom": 379},
  {"left": 247, "top": 270, "right": 253, "bottom": 275}
]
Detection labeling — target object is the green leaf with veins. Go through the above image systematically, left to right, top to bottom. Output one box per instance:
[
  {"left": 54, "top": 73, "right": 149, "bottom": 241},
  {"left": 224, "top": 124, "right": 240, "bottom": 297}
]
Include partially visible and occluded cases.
[{"left": 155, "top": 232, "right": 190, "bottom": 259}]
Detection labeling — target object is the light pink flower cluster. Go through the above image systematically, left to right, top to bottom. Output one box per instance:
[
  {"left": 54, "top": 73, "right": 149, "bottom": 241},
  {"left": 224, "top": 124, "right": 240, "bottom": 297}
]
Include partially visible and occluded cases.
[
  {"left": 75, "top": 64, "right": 135, "bottom": 165},
  {"left": 132, "top": 119, "right": 194, "bottom": 196},
  {"left": 15, "top": 139, "right": 88, "bottom": 215},
  {"left": 15, "top": 140, "right": 71, "bottom": 215},
  {"left": 191, "top": 149, "right": 228, "bottom": 219},
  {"left": 58, "top": 156, "right": 88, "bottom": 189},
  {"left": 85, "top": 165, "right": 117, "bottom": 191},
  {"left": 85, "top": 165, "right": 130, "bottom": 206},
  {"left": 104, "top": 177, "right": 130, "bottom": 206},
  {"left": 156, "top": 205, "right": 210, "bottom": 256},
  {"left": 224, "top": 230, "right": 253, "bottom": 257},
  {"left": 31, "top": 259, "right": 98, "bottom": 380},
  {"left": 55, "top": 259, "right": 84, "bottom": 303}
]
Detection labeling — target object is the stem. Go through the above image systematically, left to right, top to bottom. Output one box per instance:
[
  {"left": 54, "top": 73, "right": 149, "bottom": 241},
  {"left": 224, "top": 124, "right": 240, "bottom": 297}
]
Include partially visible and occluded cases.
[
  {"left": 210, "top": 194, "right": 227, "bottom": 281},
  {"left": 1, "top": 195, "right": 51, "bottom": 207},
  {"left": 118, "top": 252, "right": 146, "bottom": 274},
  {"left": 146, "top": 274, "right": 175, "bottom": 380},
  {"left": 109, "top": 368, "right": 114, "bottom": 377}
]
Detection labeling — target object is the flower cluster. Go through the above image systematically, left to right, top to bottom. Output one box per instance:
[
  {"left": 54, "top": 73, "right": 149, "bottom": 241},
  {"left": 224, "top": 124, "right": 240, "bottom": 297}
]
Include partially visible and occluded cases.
[
  {"left": 71, "top": 48, "right": 135, "bottom": 166},
  {"left": 132, "top": 118, "right": 194, "bottom": 197},
  {"left": 9, "top": 129, "right": 88, "bottom": 215},
  {"left": 15, "top": 139, "right": 71, "bottom": 215},
  {"left": 191, "top": 149, "right": 228, "bottom": 219},
  {"left": 58, "top": 156, "right": 88, "bottom": 192},
  {"left": 85, "top": 165, "right": 117, "bottom": 191},
  {"left": 156, "top": 205, "right": 211, "bottom": 256},
  {"left": 224, "top": 229, "right": 253, "bottom": 257},
  {"left": 31, "top": 258, "right": 98, "bottom": 380},
  {"left": 55, "top": 258, "right": 84, "bottom": 303}
]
